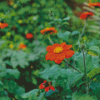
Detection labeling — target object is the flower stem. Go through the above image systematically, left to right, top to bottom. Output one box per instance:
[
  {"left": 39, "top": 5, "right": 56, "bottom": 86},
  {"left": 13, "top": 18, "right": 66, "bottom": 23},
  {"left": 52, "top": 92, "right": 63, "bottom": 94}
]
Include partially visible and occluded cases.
[
  {"left": 98, "top": 15, "right": 100, "bottom": 30},
  {"left": 77, "top": 19, "right": 87, "bottom": 47},
  {"left": 48, "top": 35, "right": 54, "bottom": 44},
  {"left": 82, "top": 48, "right": 89, "bottom": 94},
  {"left": 64, "top": 60, "right": 82, "bottom": 73}
]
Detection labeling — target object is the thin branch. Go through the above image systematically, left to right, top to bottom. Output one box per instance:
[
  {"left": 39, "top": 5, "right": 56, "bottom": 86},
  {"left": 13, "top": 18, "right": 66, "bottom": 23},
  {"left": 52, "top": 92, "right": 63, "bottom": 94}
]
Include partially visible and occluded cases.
[{"left": 64, "top": 60, "right": 82, "bottom": 73}]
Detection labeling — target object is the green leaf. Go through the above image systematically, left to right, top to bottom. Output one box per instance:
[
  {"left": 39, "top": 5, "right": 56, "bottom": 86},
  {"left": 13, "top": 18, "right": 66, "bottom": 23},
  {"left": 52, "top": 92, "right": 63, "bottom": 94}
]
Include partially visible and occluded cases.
[
  {"left": 63, "top": 17, "right": 70, "bottom": 21},
  {"left": 57, "top": 31, "right": 70, "bottom": 41},
  {"left": 71, "top": 31, "right": 80, "bottom": 36},
  {"left": 73, "top": 44, "right": 79, "bottom": 51},
  {"left": 88, "top": 46, "right": 99, "bottom": 56},
  {"left": 88, "top": 50, "right": 98, "bottom": 56},
  {"left": 10, "top": 51, "right": 29, "bottom": 68},
  {"left": 75, "top": 53, "right": 94, "bottom": 73},
  {"left": 40, "top": 64, "right": 69, "bottom": 80},
  {"left": 87, "top": 68, "right": 100, "bottom": 79},
  {"left": 6, "top": 69, "right": 20, "bottom": 79},
  {"left": 0, "top": 72, "right": 6, "bottom": 77},
  {"left": 67, "top": 72, "right": 84, "bottom": 87},
  {"left": 0, "top": 81, "right": 3, "bottom": 85},
  {"left": 89, "top": 82, "right": 100, "bottom": 98},
  {"left": 15, "top": 87, "right": 25, "bottom": 99},
  {"left": 21, "top": 89, "right": 39, "bottom": 98},
  {"left": 45, "top": 89, "right": 59, "bottom": 97},
  {"left": 38, "top": 92, "right": 45, "bottom": 100},
  {"left": 72, "top": 92, "right": 97, "bottom": 100},
  {"left": 0, "top": 97, "right": 11, "bottom": 100}
]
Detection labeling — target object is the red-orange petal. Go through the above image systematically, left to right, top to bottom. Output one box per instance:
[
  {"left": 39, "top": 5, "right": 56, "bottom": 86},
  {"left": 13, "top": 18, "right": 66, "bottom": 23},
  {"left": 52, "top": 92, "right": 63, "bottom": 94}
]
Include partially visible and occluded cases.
[
  {"left": 60, "top": 42, "right": 66, "bottom": 47},
  {"left": 52, "top": 43, "right": 60, "bottom": 48},
  {"left": 63, "top": 45, "right": 72, "bottom": 50},
  {"left": 46, "top": 46, "right": 54, "bottom": 52},
  {"left": 64, "top": 50, "right": 74, "bottom": 58},
  {"left": 45, "top": 53, "right": 56, "bottom": 61},
  {"left": 45, "top": 53, "right": 52, "bottom": 60},
  {"left": 55, "top": 53, "right": 65, "bottom": 61},
  {"left": 54, "top": 58, "right": 62, "bottom": 64},
  {"left": 43, "top": 80, "right": 47, "bottom": 83},
  {"left": 39, "top": 83, "right": 45, "bottom": 89},
  {"left": 50, "top": 86, "right": 55, "bottom": 91},
  {"left": 45, "top": 87, "right": 50, "bottom": 92}
]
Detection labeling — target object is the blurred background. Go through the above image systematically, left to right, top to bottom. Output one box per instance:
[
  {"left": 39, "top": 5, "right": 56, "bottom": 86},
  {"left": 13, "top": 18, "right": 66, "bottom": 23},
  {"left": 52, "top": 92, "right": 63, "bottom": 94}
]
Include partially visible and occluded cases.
[{"left": 0, "top": 0, "right": 100, "bottom": 100}]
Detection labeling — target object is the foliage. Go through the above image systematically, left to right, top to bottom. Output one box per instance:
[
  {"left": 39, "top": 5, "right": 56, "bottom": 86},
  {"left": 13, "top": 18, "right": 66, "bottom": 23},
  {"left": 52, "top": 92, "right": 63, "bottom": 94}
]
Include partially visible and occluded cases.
[{"left": 0, "top": 0, "right": 100, "bottom": 100}]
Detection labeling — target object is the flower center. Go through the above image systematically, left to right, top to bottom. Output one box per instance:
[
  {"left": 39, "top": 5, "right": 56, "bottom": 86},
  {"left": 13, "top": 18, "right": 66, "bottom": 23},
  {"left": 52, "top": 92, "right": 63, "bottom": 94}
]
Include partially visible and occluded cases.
[{"left": 54, "top": 47, "right": 63, "bottom": 53}]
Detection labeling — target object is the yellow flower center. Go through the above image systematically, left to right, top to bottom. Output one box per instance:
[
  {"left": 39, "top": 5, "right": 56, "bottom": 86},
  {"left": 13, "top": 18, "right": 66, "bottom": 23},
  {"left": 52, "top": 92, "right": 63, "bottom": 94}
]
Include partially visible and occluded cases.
[
  {"left": 18, "top": 20, "right": 22, "bottom": 24},
  {"left": 7, "top": 32, "right": 11, "bottom": 36},
  {"left": 9, "top": 44, "right": 14, "bottom": 49},
  {"left": 54, "top": 47, "right": 63, "bottom": 53}
]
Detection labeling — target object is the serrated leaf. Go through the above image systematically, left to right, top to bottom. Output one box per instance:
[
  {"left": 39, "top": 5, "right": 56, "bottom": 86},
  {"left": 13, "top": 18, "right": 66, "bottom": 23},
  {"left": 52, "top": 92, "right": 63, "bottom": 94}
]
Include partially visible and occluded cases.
[
  {"left": 57, "top": 31, "right": 70, "bottom": 41},
  {"left": 71, "top": 31, "right": 80, "bottom": 35},
  {"left": 88, "top": 46, "right": 99, "bottom": 56},
  {"left": 87, "top": 68, "right": 100, "bottom": 79},
  {"left": 6, "top": 69, "right": 20, "bottom": 79},
  {"left": 68, "top": 72, "right": 84, "bottom": 87},
  {"left": 0, "top": 81, "right": 3, "bottom": 85},
  {"left": 21, "top": 89, "right": 39, "bottom": 98},
  {"left": 45, "top": 89, "right": 59, "bottom": 97},
  {"left": 38, "top": 92, "right": 45, "bottom": 100},
  {"left": 72, "top": 92, "right": 97, "bottom": 100}
]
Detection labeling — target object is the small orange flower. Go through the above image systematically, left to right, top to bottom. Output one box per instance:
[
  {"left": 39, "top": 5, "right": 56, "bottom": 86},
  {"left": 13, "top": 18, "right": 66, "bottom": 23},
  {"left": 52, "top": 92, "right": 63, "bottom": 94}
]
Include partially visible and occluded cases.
[
  {"left": 89, "top": 2, "right": 100, "bottom": 7},
  {"left": 80, "top": 12, "right": 94, "bottom": 19},
  {"left": 0, "top": 22, "right": 8, "bottom": 29},
  {"left": 40, "top": 27, "right": 57, "bottom": 35},
  {"left": 26, "top": 33, "right": 33, "bottom": 39},
  {"left": 45, "top": 42, "right": 74, "bottom": 64},
  {"left": 19, "top": 43, "right": 27, "bottom": 49},
  {"left": 39, "top": 80, "right": 55, "bottom": 92}
]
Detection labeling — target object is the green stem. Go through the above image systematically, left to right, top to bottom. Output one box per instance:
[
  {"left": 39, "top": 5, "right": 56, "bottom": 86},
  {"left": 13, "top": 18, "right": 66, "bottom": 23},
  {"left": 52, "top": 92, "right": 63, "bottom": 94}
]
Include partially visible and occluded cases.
[
  {"left": 98, "top": 16, "right": 100, "bottom": 30},
  {"left": 77, "top": 19, "right": 87, "bottom": 47},
  {"left": 47, "top": 35, "right": 54, "bottom": 44},
  {"left": 82, "top": 48, "right": 89, "bottom": 94},
  {"left": 82, "top": 49, "right": 86, "bottom": 76},
  {"left": 66, "top": 58, "right": 69, "bottom": 68},
  {"left": 64, "top": 60, "right": 82, "bottom": 73}
]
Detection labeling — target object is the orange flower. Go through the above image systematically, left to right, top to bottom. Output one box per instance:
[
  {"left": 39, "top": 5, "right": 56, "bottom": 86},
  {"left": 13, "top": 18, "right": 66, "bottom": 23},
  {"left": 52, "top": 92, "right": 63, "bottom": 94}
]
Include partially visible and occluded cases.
[
  {"left": 89, "top": 2, "right": 100, "bottom": 7},
  {"left": 80, "top": 12, "right": 94, "bottom": 19},
  {"left": 0, "top": 22, "right": 8, "bottom": 29},
  {"left": 40, "top": 27, "right": 57, "bottom": 35},
  {"left": 26, "top": 33, "right": 33, "bottom": 39},
  {"left": 45, "top": 42, "right": 74, "bottom": 64},
  {"left": 19, "top": 43, "right": 27, "bottom": 49},
  {"left": 39, "top": 80, "right": 55, "bottom": 92}
]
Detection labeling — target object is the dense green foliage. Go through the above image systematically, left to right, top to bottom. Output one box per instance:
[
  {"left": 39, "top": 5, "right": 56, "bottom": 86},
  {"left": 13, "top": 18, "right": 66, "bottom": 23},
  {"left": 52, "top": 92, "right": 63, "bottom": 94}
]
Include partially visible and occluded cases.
[{"left": 0, "top": 0, "right": 100, "bottom": 100}]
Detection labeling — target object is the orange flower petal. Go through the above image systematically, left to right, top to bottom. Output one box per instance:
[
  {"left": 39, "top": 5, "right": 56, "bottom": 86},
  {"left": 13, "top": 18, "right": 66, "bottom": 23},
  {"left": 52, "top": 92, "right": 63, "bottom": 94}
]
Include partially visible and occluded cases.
[
  {"left": 89, "top": 2, "right": 100, "bottom": 7},
  {"left": 80, "top": 12, "right": 94, "bottom": 19},
  {"left": 0, "top": 23, "right": 8, "bottom": 29},
  {"left": 26, "top": 33, "right": 33, "bottom": 39},
  {"left": 52, "top": 43, "right": 60, "bottom": 48},
  {"left": 63, "top": 45, "right": 72, "bottom": 50},
  {"left": 46, "top": 46, "right": 54, "bottom": 52},
  {"left": 64, "top": 50, "right": 74, "bottom": 58},
  {"left": 45, "top": 53, "right": 55, "bottom": 61},
  {"left": 45, "top": 53, "right": 52, "bottom": 60},
  {"left": 55, "top": 53, "right": 65, "bottom": 61},
  {"left": 54, "top": 58, "right": 62, "bottom": 64},
  {"left": 43, "top": 80, "right": 47, "bottom": 83},
  {"left": 39, "top": 83, "right": 45, "bottom": 89},
  {"left": 50, "top": 86, "right": 55, "bottom": 91},
  {"left": 45, "top": 87, "right": 50, "bottom": 92}
]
